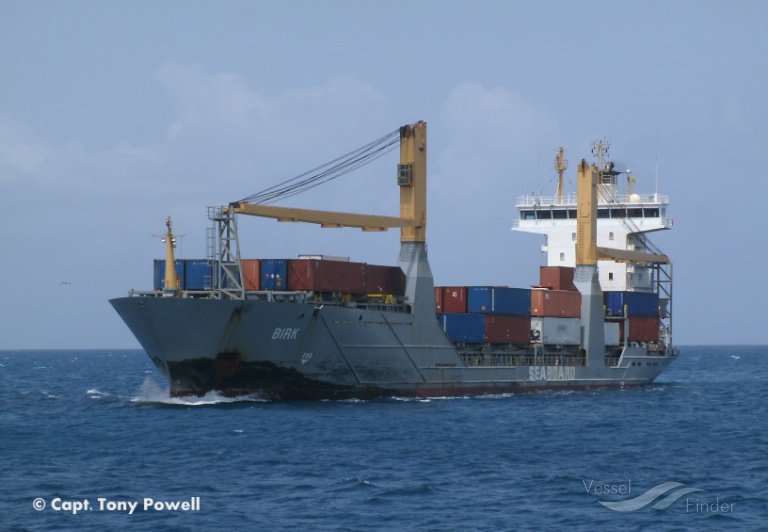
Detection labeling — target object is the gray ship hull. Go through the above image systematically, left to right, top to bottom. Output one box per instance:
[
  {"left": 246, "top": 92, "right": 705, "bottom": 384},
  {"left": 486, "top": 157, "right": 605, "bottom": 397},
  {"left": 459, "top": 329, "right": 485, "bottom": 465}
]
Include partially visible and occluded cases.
[{"left": 110, "top": 296, "right": 675, "bottom": 399}]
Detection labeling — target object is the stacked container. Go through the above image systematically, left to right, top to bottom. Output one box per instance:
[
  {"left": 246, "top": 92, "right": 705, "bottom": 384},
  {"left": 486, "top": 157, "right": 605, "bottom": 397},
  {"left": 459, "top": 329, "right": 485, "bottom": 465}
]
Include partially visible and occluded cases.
[
  {"left": 156, "top": 257, "right": 408, "bottom": 295},
  {"left": 153, "top": 259, "right": 184, "bottom": 290},
  {"left": 154, "top": 259, "right": 216, "bottom": 290},
  {"left": 183, "top": 259, "right": 211, "bottom": 290},
  {"left": 241, "top": 259, "right": 260, "bottom": 290},
  {"left": 261, "top": 259, "right": 288, "bottom": 290},
  {"left": 288, "top": 259, "right": 366, "bottom": 293},
  {"left": 364, "top": 264, "right": 406, "bottom": 295},
  {"left": 539, "top": 266, "right": 576, "bottom": 291},
  {"left": 434, "top": 287, "right": 444, "bottom": 313},
  {"left": 441, "top": 287, "right": 468, "bottom": 313},
  {"left": 467, "top": 287, "right": 530, "bottom": 315},
  {"left": 530, "top": 289, "right": 580, "bottom": 317},
  {"left": 604, "top": 291, "right": 659, "bottom": 317},
  {"left": 604, "top": 291, "right": 661, "bottom": 343},
  {"left": 438, "top": 313, "right": 486, "bottom": 343},
  {"left": 485, "top": 315, "right": 530, "bottom": 344},
  {"left": 530, "top": 317, "right": 581, "bottom": 345},
  {"left": 619, "top": 317, "right": 661, "bottom": 343},
  {"left": 604, "top": 322, "right": 621, "bottom": 346}
]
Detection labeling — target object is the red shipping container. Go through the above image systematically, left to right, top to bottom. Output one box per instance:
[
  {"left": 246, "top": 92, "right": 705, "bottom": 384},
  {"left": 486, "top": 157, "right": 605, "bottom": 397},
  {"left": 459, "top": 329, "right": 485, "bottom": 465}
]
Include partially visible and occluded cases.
[
  {"left": 241, "top": 259, "right": 260, "bottom": 290},
  {"left": 288, "top": 259, "right": 366, "bottom": 293},
  {"left": 365, "top": 264, "right": 406, "bottom": 295},
  {"left": 540, "top": 266, "right": 576, "bottom": 291},
  {"left": 442, "top": 286, "right": 467, "bottom": 313},
  {"left": 435, "top": 287, "right": 444, "bottom": 313},
  {"left": 531, "top": 289, "right": 581, "bottom": 317},
  {"left": 485, "top": 315, "right": 530, "bottom": 344},
  {"left": 619, "top": 317, "right": 660, "bottom": 343}
]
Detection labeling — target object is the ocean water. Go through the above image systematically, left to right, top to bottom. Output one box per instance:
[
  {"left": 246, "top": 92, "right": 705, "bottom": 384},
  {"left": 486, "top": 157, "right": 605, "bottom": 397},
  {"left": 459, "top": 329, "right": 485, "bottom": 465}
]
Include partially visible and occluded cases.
[{"left": 1, "top": 346, "right": 765, "bottom": 531}]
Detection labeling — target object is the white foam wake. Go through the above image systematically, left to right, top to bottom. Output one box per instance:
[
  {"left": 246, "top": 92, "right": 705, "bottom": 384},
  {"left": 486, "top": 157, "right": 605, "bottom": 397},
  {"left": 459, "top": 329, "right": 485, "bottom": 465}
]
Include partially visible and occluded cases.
[{"left": 131, "top": 376, "right": 268, "bottom": 405}]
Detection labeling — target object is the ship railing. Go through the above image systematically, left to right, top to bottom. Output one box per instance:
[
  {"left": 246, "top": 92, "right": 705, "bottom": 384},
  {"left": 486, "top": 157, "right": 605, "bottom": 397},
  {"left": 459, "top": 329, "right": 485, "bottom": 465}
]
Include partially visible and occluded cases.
[
  {"left": 516, "top": 193, "right": 669, "bottom": 207},
  {"left": 123, "top": 288, "right": 411, "bottom": 312},
  {"left": 126, "top": 289, "right": 229, "bottom": 299},
  {"left": 243, "top": 290, "right": 311, "bottom": 303},
  {"left": 242, "top": 291, "right": 409, "bottom": 311},
  {"left": 460, "top": 354, "right": 585, "bottom": 367}
]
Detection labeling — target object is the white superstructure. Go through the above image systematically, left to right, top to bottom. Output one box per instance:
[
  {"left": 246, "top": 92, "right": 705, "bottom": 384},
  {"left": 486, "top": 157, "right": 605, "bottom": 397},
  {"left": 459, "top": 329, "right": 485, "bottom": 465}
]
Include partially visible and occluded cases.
[{"left": 512, "top": 142, "right": 673, "bottom": 292}]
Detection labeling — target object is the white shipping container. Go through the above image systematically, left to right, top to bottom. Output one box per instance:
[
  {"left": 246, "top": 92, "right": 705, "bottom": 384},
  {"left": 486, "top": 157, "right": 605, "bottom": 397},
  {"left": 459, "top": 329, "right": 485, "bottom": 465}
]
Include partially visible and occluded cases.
[
  {"left": 298, "top": 254, "right": 349, "bottom": 262},
  {"left": 530, "top": 317, "right": 581, "bottom": 345},
  {"left": 604, "top": 322, "right": 621, "bottom": 346}
]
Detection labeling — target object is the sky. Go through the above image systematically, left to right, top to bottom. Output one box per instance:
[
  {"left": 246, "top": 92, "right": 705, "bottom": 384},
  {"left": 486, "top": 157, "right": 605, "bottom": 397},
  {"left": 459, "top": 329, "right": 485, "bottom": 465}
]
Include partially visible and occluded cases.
[{"left": 2, "top": 0, "right": 766, "bottom": 348}]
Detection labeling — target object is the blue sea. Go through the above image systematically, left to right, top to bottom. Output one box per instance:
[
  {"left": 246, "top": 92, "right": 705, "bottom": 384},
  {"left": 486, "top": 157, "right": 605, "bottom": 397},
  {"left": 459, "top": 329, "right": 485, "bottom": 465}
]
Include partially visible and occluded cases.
[{"left": 1, "top": 346, "right": 766, "bottom": 531}]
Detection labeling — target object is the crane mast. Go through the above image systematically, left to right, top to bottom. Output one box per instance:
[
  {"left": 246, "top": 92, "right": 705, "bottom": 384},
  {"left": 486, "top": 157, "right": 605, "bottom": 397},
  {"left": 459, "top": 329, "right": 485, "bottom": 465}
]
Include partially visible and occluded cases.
[{"left": 209, "top": 122, "right": 431, "bottom": 302}]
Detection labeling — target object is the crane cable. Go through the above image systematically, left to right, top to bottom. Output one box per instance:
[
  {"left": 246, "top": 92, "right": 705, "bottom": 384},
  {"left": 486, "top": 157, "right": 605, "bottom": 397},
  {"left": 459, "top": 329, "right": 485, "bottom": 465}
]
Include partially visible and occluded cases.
[{"left": 237, "top": 128, "right": 401, "bottom": 205}]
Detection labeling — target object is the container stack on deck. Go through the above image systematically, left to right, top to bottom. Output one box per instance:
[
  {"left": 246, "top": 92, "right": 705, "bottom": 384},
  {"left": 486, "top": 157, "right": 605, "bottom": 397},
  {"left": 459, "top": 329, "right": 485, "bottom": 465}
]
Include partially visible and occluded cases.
[
  {"left": 153, "top": 258, "right": 406, "bottom": 296},
  {"left": 153, "top": 259, "right": 210, "bottom": 291},
  {"left": 153, "top": 260, "right": 661, "bottom": 346},
  {"left": 435, "top": 265, "right": 661, "bottom": 347},
  {"left": 603, "top": 290, "right": 661, "bottom": 343}
]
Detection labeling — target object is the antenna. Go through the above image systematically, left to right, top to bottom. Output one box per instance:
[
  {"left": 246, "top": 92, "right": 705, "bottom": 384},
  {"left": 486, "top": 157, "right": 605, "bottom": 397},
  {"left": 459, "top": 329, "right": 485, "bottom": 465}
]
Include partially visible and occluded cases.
[
  {"left": 655, "top": 128, "right": 659, "bottom": 198},
  {"left": 591, "top": 138, "right": 609, "bottom": 178},
  {"left": 554, "top": 147, "right": 568, "bottom": 203}
]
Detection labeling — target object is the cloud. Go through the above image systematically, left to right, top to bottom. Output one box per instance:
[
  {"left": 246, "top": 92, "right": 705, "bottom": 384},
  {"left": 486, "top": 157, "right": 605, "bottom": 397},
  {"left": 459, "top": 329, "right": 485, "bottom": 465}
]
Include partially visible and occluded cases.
[
  {"left": 154, "top": 63, "right": 387, "bottom": 143},
  {"left": 155, "top": 63, "right": 274, "bottom": 136},
  {"left": 149, "top": 64, "right": 393, "bottom": 206},
  {"left": 440, "top": 81, "right": 556, "bottom": 133},
  {"left": 432, "top": 82, "right": 560, "bottom": 207},
  {"left": 0, "top": 116, "right": 55, "bottom": 178}
]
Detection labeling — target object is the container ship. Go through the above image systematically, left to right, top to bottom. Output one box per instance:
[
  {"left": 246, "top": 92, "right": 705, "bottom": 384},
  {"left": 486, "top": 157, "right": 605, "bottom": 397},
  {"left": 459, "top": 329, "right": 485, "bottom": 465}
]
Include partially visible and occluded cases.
[{"left": 111, "top": 122, "right": 678, "bottom": 399}]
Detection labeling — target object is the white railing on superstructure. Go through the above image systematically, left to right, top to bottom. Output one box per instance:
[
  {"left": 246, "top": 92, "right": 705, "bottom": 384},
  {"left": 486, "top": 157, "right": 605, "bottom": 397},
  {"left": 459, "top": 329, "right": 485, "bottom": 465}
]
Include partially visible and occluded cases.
[{"left": 516, "top": 193, "right": 668, "bottom": 207}]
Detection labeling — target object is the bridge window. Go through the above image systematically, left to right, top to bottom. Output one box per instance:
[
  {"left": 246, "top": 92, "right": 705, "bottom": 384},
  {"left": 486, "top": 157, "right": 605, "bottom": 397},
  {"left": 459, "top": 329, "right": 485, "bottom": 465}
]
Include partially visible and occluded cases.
[
  {"left": 611, "top": 208, "right": 627, "bottom": 218},
  {"left": 628, "top": 208, "right": 642, "bottom": 218},
  {"left": 644, "top": 208, "right": 659, "bottom": 218},
  {"left": 568, "top": 209, "right": 577, "bottom": 218},
  {"left": 597, "top": 209, "right": 609, "bottom": 218},
  {"left": 522, "top": 210, "right": 535, "bottom": 220},
  {"left": 553, "top": 210, "right": 567, "bottom": 219},
  {"left": 536, "top": 211, "right": 552, "bottom": 219}
]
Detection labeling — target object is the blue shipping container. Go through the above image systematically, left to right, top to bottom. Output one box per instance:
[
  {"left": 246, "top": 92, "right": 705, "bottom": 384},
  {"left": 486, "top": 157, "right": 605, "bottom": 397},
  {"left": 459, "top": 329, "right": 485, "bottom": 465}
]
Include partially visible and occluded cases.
[
  {"left": 153, "top": 259, "right": 184, "bottom": 290},
  {"left": 184, "top": 259, "right": 212, "bottom": 290},
  {"left": 261, "top": 259, "right": 288, "bottom": 290},
  {"left": 467, "top": 287, "right": 531, "bottom": 316},
  {"left": 604, "top": 291, "right": 659, "bottom": 317},
  {"left": 438, "top": 313, "right": 486, "bottom": 343}
]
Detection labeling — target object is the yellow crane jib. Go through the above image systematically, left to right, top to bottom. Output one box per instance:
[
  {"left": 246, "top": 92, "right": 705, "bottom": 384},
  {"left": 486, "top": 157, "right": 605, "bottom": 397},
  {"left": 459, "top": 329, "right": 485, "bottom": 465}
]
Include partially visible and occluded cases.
[
  {"left": 231, "top": 121, "right": 428, "bottom": 243},
  {"left": 230, "top": 203, "right": 421, "bottom": 232}
]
